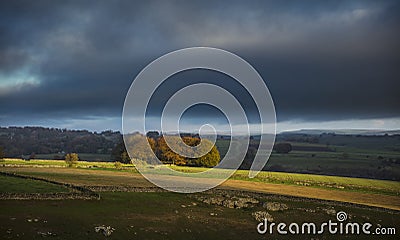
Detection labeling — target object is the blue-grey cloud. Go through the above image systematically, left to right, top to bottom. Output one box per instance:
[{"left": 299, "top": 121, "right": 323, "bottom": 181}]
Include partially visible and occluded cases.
[{"left": 0, "top": 0, "right": 399, "bottom": 130}]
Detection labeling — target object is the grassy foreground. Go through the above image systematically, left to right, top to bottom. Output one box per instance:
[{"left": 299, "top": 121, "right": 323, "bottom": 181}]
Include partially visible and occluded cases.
[
  {"left": 0, "top": 160, "right": 399, "bottom": 239},
  {"left": 2, "top": 191, "right": 397, "bottom": 240}
]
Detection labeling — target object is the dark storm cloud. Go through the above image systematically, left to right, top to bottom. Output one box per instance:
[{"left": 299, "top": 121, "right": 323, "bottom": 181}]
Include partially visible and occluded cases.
[{"left": 0, "top": 0, "right": 399, "bottom": 128}]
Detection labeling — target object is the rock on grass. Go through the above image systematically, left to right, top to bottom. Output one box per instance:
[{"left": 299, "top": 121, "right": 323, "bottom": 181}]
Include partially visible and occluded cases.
[
  {"left": 263, "top": 202, "right": 288, "bottom": 211},
  {"left": 252, "top": 211, "right": 274, "bottom": 222}
]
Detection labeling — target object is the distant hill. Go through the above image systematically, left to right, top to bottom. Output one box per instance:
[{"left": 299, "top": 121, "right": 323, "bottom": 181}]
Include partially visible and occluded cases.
[{"left": 280, "top": 129, "right": 400, "bottom": 136}]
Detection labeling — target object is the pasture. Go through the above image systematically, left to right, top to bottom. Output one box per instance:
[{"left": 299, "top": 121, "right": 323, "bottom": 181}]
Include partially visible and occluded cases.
[{"left": 216, "top": 139, "right": 400, "bottom": 181}]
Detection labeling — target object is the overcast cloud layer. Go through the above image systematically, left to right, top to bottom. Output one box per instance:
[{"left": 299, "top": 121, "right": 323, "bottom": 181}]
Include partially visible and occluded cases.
[{"left": 0, "top": 0, "right": 399, "bottom": 131}]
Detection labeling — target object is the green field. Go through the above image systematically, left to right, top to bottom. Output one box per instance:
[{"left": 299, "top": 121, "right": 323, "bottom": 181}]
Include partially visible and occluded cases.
[
  {"left": 216, "top": 139, "right": 400, "bottom": 181},
  {"left": 27, "top": 153, "right": 112, "bottom": 162},
  {"left": 1, "top": 158, "right": 130, "bottom": 169},
  {"left": 0, "top": 175, "right": 69, "bottom": 194}
]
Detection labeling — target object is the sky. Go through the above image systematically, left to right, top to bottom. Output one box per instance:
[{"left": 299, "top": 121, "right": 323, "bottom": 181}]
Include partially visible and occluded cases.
[{"left": 0, "top": 0, "right": 399, "bottom": 133}]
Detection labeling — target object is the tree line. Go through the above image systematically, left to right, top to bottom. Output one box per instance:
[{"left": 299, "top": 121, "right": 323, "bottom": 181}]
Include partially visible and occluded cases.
[{"left": 0, "top": 127, "right": 121, "bottom": 157}]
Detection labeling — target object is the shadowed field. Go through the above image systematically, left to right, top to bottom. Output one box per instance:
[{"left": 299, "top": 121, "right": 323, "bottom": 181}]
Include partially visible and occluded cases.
[{"left": 0, "top": 175, "right": 69, "bottom": 194}]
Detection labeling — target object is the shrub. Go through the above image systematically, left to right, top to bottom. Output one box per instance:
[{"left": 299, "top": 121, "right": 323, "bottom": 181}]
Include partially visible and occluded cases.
[
  {"left": 273, "top": 143, "right": 292, "bottom": 154},
  {"left": 195, "top": 145, "right": 221, "bottom": 167},
  {"left": 65, "top": 153, "right": 79, "bottom": 167},
  {"left": 114, "top": 161, "right": 122, "bottom": 169}
]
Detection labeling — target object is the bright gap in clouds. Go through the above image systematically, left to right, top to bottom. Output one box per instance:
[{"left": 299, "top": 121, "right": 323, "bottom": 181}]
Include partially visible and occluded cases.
[
  {"left": 0, "top": 71, "right": 41, "bottom": 96},
  {"left": 2, "top": 116, "right": 399, "bottom": 134},
  {"left": 174, "top": 117, "right": 400, "bottom": 135},
  {"left": 276, "top": 117, "right": 400, "bottom": 133},
  {"left": 147, "top": 118, "right": 400, "bottom": 134}
]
